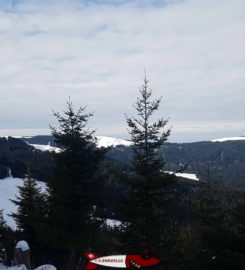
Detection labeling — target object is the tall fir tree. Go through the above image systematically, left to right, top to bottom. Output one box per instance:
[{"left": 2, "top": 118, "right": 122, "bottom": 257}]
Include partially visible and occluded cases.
[
  {"left": 120, "top": 75, "right": 174, "bottom": 254},
  {"left": 125, "top": 75, "right": 170, "bottom": 177},
  {"left": 46, "top": 100, "right": 106, "bottom": 270}
]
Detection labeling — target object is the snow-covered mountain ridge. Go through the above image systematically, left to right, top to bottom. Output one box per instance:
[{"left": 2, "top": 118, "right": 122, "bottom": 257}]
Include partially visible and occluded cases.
[
  {"left": 3, "top": 135, "right": 245, "bottom": 145},
  {"left": 29, "top": 135, "right": 245, "bottom": 153},
  {"left": 0, "top": 136, "right": 132, "bottom": 148},
  {"left": 28, "top": 136, "right": 132, "bottom": 153},
  {"left": 96, "top": 136, "right": 132, "bottom": 148},
  {"left": 211, "top": 136, "right": 245, "bottom": 142}
]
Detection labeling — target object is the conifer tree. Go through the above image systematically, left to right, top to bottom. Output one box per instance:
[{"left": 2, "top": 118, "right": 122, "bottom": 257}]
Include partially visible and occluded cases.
[
  {"left": 120, "top": 75, "right": 174, "bottom": 253},
  {"left": 125, "top": 75, "right": 170, "bottom": 177},
  {"left": 46, "top": 100, "right": 106, "bottom": 269},
  {"left": 10, "top": 168, "right": 46, "bottom": 267},
  {"left": 10, "top": 168, "right": 45, "bottom": 244}
]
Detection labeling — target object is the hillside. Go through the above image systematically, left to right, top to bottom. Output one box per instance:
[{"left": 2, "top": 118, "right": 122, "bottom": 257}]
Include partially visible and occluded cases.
[
  {"left": 22, "top": 135, "right": 245, "bottom": 188},
  {"left": 0, "top": 137, "right": 53, "bottom": 181}
]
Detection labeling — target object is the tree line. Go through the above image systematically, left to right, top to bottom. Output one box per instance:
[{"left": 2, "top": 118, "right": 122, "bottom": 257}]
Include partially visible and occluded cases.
[{"left": 0, "top": 76, "right": 245, "bottom": 270}]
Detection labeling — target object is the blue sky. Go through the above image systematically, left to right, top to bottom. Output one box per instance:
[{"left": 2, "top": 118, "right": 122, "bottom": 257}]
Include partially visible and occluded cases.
[{"left": 0, "top": 0, "right": 245, "bottom": 142}]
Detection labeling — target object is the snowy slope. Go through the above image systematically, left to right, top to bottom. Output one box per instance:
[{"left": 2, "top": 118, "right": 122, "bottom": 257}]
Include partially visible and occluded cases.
[
  {"left": 30, "top": 136, "right": 132, "bottom": 152},
  {"left": 96, "top": 136, "right": 132, "bottom": 148},
  {"left": 211, "top": 136, "right": 245, "bottom": 142},
  {"left": 30, "top": 144, "right": 60, "bottom": 153},
  {"left": 165, "top": 171, "right": 199, "bottom": 181},
  {"left": 175, "top": 172, "right": 199, "bottom": 181},
  {"left": 0, "top": 176, "right": 46, "bottom": 230},
  {"left": 0, "top": 176, "right": 118, "bottom": 230}
]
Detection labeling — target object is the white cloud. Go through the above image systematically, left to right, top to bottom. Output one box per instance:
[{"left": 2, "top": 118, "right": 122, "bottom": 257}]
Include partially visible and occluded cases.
[{"left": 0, "top": 0, "right": 244, "bottom": 142}]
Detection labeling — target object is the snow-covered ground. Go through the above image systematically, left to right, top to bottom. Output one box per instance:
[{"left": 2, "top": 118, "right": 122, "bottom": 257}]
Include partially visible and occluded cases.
[
  {"left": 211, "top": 136, "right": 245, "bottom": 142},
  {"left": 165, "top": 171, "right": 199, "bottom": 181},
  {"left": 0, "top": 176, "right": 46, "bottom": 230},
  {"left": 105, "top": 219, "right": 122, "bottom": 228},
  {"left": 16, "top": 241, "right": 30, "bottom": 252},
  {"left": 0, "top": 264, "right": 56, "bottom": 270},
  {"left": 0, "top": 264, "right": 27, "bottom": 270},
  {"left": 34, "top": 265, "right": 56, "bottom": 270}
]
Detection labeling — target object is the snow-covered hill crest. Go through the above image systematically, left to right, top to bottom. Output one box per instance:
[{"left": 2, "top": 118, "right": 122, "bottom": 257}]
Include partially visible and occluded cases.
[
  {"left": 29, "top": 136, "right": 132, "bottom": 152},
  {"left": 96, "top": 136, "right": 132, "bottom": 148},
  {"left": 211, "top": 136, "right": 245, "bottom": 142}
]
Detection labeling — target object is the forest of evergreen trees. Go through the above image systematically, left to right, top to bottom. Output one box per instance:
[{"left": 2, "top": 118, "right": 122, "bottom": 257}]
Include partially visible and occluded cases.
[{"left": 0, "top": 77, "right": 245, "bottom": 270}]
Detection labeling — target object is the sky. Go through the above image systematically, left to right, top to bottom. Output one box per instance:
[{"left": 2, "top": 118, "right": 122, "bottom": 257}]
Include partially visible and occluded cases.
[{"left": 0, "top": 0, "right": 244, "bottom": 142}]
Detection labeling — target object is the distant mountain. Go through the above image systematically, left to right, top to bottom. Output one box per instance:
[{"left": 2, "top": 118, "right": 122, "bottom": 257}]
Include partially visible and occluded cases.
[
  {"left": 1, "top": 135, "right": 245, "bottom": 188},
  {"left": 19, "top": 135, "right": 245, "bottom": 188},
  {"left": 22, "top": 135, "right": 132, "bottom": 148},
  {"left": 163, "top": 140, "right": 245, "bottom": 187}
]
